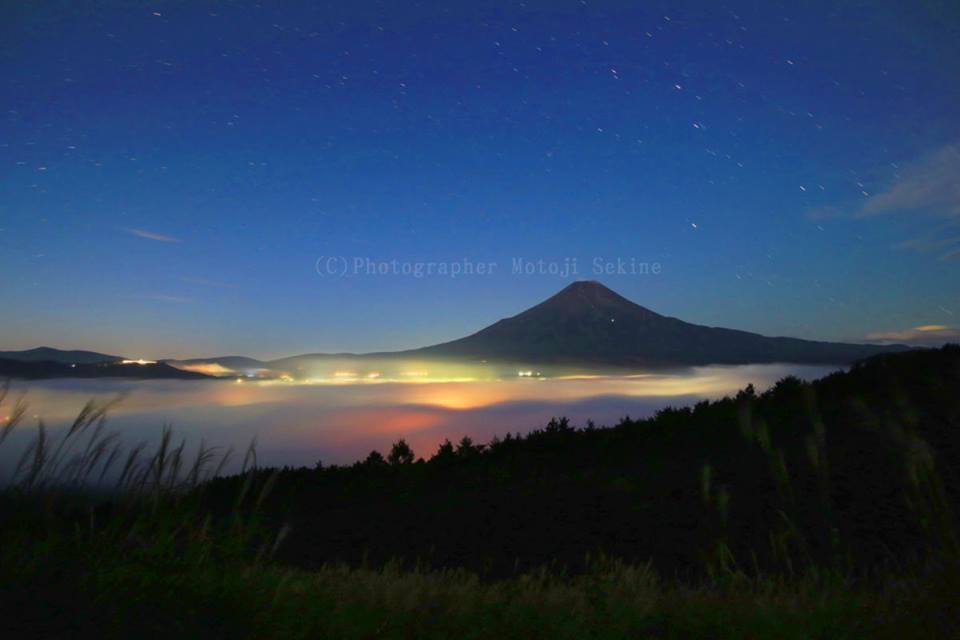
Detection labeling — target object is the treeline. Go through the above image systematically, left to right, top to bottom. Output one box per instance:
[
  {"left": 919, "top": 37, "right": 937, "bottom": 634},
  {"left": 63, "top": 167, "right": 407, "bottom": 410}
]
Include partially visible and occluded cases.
[{"left": 205, "top": 345, "right": 960, "bottom": 578}]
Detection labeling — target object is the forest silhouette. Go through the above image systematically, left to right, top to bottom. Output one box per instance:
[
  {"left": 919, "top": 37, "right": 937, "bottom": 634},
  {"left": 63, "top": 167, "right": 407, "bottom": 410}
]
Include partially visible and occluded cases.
[{"left": 203, "top": 344, "right": 960, "bottom": 578}]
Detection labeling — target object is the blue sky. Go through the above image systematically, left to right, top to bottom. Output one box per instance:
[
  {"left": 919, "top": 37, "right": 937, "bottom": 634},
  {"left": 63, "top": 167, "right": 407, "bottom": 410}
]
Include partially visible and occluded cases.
[{"left": 1, "top": 1, "right": 958, "bottom": 359}]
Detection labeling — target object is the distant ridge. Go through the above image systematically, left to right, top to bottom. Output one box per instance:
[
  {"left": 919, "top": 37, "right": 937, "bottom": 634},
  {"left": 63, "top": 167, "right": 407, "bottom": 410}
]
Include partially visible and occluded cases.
[
  {"left": 0, "top": 347, "right": 121, "bottom": 364},
  {"left": 0, "top": 347, "right": 216, "bottom": 380},
  {"left": 0, "top": 358, "right": 213, "bottom": 380}
]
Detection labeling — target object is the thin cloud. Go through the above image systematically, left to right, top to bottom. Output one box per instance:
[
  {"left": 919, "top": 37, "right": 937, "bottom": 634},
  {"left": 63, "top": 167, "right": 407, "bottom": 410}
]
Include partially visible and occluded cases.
[
  {"left": 830, "top": 144, "right": 960, "bottom": 260},
  {"left": 860, "top": 145, "right": 960, "bottom": 219},
  {"left": 894, "top": 223, "right": 960, "bottom": 260},
  {"left": 125, "top": 227, "right": 181, "bottom": 243},
  {"left": 895, "top": 234, "right": 957, "bottom": 253},
  {"left": 939, "top": 246, "right": 960, "bottom": 262},
  {"left": 865, "top": 324, "right": 960, "bottom": 346}
]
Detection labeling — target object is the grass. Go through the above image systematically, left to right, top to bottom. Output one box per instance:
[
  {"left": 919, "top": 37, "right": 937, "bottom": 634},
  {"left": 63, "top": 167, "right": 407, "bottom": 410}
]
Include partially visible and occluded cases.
[
  {"left": 1, "top": 375, "right": 959, "bottom": 639},
  {"left": 6, "top": 542, "right": 957, "bottom": 639}
]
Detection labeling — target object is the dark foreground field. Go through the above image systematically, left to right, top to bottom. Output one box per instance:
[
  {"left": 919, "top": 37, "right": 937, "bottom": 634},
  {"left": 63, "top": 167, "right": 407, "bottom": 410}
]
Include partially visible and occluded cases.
[{"left": 2, "top": 346, "right": 959, "bottom": 638}]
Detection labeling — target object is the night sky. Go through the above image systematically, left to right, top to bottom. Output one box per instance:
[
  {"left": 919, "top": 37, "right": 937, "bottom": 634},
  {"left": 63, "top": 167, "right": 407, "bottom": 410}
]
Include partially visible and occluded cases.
[{"left": 2, "top": 1, "right": 958, "bottom": 359}]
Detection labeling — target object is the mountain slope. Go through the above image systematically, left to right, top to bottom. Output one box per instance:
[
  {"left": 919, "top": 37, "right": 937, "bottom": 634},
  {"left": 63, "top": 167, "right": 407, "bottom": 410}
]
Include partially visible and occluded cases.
[
  {"left": 408, "top": 281, "right": 909, "bottom": 366},
  {"left": 0, "top": 347, "right": 122, "bottom": 364},
  {"left": 0, "top": 358, "right": 213, "bottom": 380}
]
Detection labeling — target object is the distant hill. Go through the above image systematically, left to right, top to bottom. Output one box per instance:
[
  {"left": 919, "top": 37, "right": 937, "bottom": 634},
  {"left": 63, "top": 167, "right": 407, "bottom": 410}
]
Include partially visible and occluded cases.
[
  {"left": 405, "top": 280, "right": 911, "bottom": 366},
  {"left": 0, "top": 347, "right": 122, "bottom": 365},
  {"left": 0, "top": 358, "right": 213, "bottom": 380}
]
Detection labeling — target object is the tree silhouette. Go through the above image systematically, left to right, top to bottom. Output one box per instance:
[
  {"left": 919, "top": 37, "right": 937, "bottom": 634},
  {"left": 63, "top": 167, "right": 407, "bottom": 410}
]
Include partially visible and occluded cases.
[
  {"left": 544, "top": 416, "right": 574, "bottom": 433},
  {"left": 456, "top": 436, "right": 482, "bottom": 458},
  {"left": 388, "top": 439, "right": 415, "bottom": 465},
  {"left": 433, "top": 439, "right": 455, "bottom": 461},
  {"left": 363, "top": 450, "right": 387, "bottom": 467}
]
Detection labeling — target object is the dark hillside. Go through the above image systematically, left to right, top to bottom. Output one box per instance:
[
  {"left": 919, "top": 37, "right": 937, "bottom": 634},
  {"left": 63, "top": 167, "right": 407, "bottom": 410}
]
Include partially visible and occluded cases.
[{"left": 207, "top": 345, "right": 960, "bottom": 577}]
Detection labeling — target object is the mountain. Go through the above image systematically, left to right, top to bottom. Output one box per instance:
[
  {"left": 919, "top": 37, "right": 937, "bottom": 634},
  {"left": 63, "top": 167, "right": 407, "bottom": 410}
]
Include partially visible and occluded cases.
[
  {"left": 406, "top": 280, "right": 910, "bottom": 366},
  {"left": 0, "top": 347, "right": 122, "bottom": 364},
  {"left": 0, "top": 358, "right": 214, "bottom": 380}
]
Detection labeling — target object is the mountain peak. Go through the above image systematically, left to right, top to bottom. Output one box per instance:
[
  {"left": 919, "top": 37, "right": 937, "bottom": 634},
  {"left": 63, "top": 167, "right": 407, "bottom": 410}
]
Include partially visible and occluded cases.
[
  {"left": 552, "top": 279, "right": 618, "bottom": 299},
  {"left": 555, "top": 279, "right": 619, "bottom": 295},
  {"left": 561, "top": 279, "right": 605, "bottom": 289},
  {"left": 538, "top": 280, "right": 654, "bottom": 316}
]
